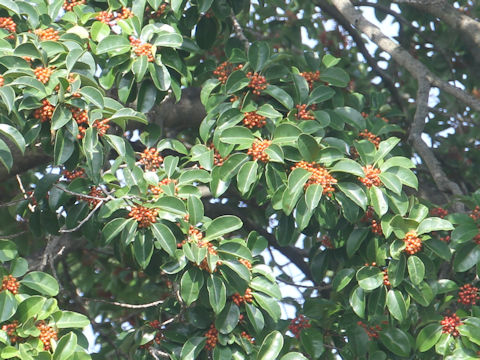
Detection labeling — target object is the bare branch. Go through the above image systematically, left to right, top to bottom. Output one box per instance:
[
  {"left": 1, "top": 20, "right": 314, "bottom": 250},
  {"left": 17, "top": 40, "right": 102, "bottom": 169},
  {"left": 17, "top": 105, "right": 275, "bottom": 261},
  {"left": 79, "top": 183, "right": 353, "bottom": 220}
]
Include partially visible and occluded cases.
[
  {"left": 231, "top": 11, "right": 250, "bottom": 51},
  {"left": 59, "top": 200, "right": 104, "bottom": 233},
  {"left": 83, "top": 297, "right": 165, "bottom": 309}
]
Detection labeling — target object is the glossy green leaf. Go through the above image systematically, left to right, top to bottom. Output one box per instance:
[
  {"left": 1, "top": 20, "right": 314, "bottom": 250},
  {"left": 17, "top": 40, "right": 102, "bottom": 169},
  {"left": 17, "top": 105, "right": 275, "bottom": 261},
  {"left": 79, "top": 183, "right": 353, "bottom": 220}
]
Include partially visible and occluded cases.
[
  {"left": 248, "top": 41, "right": 270, "bottom": 72},
  {"left": 205, "top": 215, "right": 243, "bottom": 241},
  {"left": 151, "top": 223, "right": 177, "bottom": 256},
  {"left": 407, "top": 255, "right": 425, "bottom": 285},
  {"left": 357, "top": 266, "right": 383, "bottom": 291},
  {"left": 180, "top": 268, "right": 204, "bottom": 306},
  {"left": 21, "top": 271, "right": 59, "bottom": 296},
  {"left": 207, "top": 275, "right": 226, "bottom": 314},
  {"left": 386, "top": 289, "right": 407, "bottom": 322},
  {"left": 0, "top": 291, "right": 16, "bottom": 322},
  {"left": 416, "top": 324, "right": 442, "bottom": 352},
  {"left": 257, "top": 331, "right": 284, "bottom": 360}
]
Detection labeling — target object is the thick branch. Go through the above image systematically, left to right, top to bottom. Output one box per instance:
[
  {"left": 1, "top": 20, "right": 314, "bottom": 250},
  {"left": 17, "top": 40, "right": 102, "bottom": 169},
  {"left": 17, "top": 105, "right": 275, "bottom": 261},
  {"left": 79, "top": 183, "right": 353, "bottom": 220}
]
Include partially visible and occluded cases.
[{"left": 314, "top": 0, "right": 406, "bottom": 112}]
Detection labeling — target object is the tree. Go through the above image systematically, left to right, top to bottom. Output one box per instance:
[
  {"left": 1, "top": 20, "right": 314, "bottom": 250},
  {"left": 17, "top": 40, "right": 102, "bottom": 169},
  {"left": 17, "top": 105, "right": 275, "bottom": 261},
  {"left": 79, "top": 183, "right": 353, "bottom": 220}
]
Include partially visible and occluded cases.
[{"left": 0, "top": 0, "right": 479, "bottom": 358}]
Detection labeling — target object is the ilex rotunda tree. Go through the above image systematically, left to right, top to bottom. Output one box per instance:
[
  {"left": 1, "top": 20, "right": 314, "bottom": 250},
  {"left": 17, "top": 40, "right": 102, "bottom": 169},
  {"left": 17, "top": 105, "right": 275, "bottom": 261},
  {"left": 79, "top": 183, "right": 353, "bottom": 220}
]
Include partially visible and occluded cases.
[{"left": 0, "top": 0, "right": 479, "bottom": 359}]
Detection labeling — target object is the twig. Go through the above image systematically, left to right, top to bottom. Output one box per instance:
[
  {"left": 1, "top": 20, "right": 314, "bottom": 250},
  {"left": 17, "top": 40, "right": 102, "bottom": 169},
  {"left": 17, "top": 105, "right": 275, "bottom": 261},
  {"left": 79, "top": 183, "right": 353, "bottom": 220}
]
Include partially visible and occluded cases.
[
  {"left": 231, "top": 10, "right": 250, "bottom": 51},
  {"left": 16, "top": 175, "right": 34, "bottom": 212},
  {"left": 53, "top": 184, "right": 113, "bottom": 201},
  {"left": 0, "top": 198, "right": 26, "bottom": 207},
  {"left": 59, "top": 200, "right": 104, "bottom": 233},
  {"left": 0, "top": 230, "right": 27, "bottom": 239},
  {"left": 40, "top": 236, "right": 60, "bottom": 271},
  {"left": 276, "top": 277, "right": 332, "bottom": 290},
  {"left": 83, "top": 297, "right": 165, "bottom": 309},
  {"left": 149, "top": 348, "right": 170, "bottom": 359}
]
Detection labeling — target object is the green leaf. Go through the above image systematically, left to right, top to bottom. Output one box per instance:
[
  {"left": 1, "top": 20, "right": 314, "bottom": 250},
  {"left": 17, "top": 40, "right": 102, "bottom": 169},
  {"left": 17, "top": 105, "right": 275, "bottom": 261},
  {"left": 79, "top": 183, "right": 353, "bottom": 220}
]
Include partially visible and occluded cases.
[
  {"left": 0, "top": 0, "right": 20, "bottom": 14},
  {"left": 198, "top": 0, "right": 214, "bottom": 12},
  {"left": 195, "top": 16, "right": 217, "bottom": 49},
  {"left": 91, "top": 21, "right": 110, "bottom": 42},
  {"left": 152, "top": 24, "right": 183, "bottom": 48},
  {"left": 96, "top": 35, "right": 131, "bottom": 55},
  {"left": 248, "top": 41, "right": 270, "bottom": 72},
  {"left": 65, "top": 48, "right": 84, "bottom": 73},
  {"left": 323, "top": 54, "right": 341, "bottom": 67},
  {"left": 149, "top": 63, "right": 171, "bottom": 91},
  {"left": 320, "top": 67, "right": 349, "bottom": 87},
  {"left": 225, "top": 70, "right": 249, "bottom": 94},
  {"left": 292, "top": 74, "right": 309, "bottom": 103},
  {"left": 10, "top": 76, "right": 46, "bottom": 95},
  {"left": 137, "top": 80, "right": 157, "bottom": 113},
  {"left": 263, "top": 85, "right": 294, "bottom": 109},
  {"left": 308, "top": 85, "right": 335, "bottom": 105},
  {"left": 0, "top": 86, "right": 15, "bottom": 113},
  {"left": 79, "top": 86, "right": 104, "bottom": 109},
  {"left": 51, "top": 105, "right": 72, "bottom": 131},
  {"left": 334, "top": 107, "right": 365, "bottom": 130},
  {"left": 273, "top": 123, "right": 302, "bottom": 146},
  {"left": 219, "top": 126, "right": 254, "bottom": 147},
  {"left": 54, "top": 129, "right": 74, "bottom": 165},
  {"left": 297, "top": 134, "right": 320, "bottom": 162},
  {"left": 373, "top": 137, "right": 400, "bottom": 164},
  {"left": 0, "top": 140, "right": 13, "bottom": 170},
  {"left": 330, "top": 159, "right": 364, "bottom": 177},
  {"left": 237, "top": 160, "right": 258, "bottom": 195},
  {"left": 378, "top": 172, "right": 402, "bottom": 195},
  {"left": 337, "top": 182, "right": 367, "bottom": 210},
  {"left": 305, "top": 183, "right": 322, "bottom": 210},
  {"left": 369, "top": 186, "right": 388, "bottom": 217},
  {"left": 187, "top": 196, "right": 204, "bottom": 225},
  {"left": 205, "top": 215, "right": 243, "bottom": 241},
  {"left": 416, "top": 217, "right": 454, "bottom": 235},
  {"left": 102, "top": 218, "right": 131, "bottom": 245},
  {"left": 151, "top": 223, "right": 177, "bottom": 256},
  {"left": 451, "top": 223, "right": 478, "bottom": 244},
  {"left": 346, "top": 228, "right": 369, "bottom": 258},
  {"left": 133, "top": 233, "right": 154, "bottom": 269},
  {"left": 424, "top": 238, "right": 452, "bottom": 261},
  {"left": 0, "top": 239, "right": 17, "bottom": 262},
  {"left": 453, "top": 242, "right": 480, "bottom": 272},
  {"left": 407, "top": 255, "right": 425, "bottom": 285},
  {"left": 388, "top": 256, "right": 406, "bottom": 287},
  {"left": 356, "top": 266, "right": 383, "bottom": 291},
  {"left": 180, "top": 267, "right": 204, "bottom": 306},
  {"left": 332, "top": 268, "right": 355, "bottom": 292},
  {"left": 21, "top": 271, "right": 59, "bottom": 296},
  {"left": 207, "top": 275, "right": 226, "bottom": 314},
  {"left": 403, "top": 281, "right": 434, "bottom": 306},
  {"left": 349, "top": 286, "right": 365, "bottom": 318},
  {"left": 386, "top": 289, "right": 407, "bottom": 322},
  {"left": 0, "top": 291, "right": 16, "bottom": 322},
  {"left": 253, "top": 292, "right": 281, "bottom": 321},
  {"left": 17, "top": 296, "right": 45, "bottom": 322},
  {"left": 215, "top": 302, "right": 239, "bottom": 334},
  {"left": 245, "top": 303, "right": 264, "bottom": 334},
  {"left": 52, "top": 311, "right": 90, "bottom": 328},
  {"left": 416, "top": 324, "right": 442, "bottom": 352},
  {"left": 300, "top": 328, "right": 324, "bottom": 358},
  {"left": 379, "top": 328, "right": 411, "bottom": 357},
  {"left": 257, "top": 331, "right": 284, "bottom": 360},
  {"left": 53, "top": 333, "right": 77, "bottom": 360},
  {"left": 180, "top": 337, "right": 206, "bottom": 360},
  {"left": 280, "top": 353, "right": 308, "bottom": 360}
]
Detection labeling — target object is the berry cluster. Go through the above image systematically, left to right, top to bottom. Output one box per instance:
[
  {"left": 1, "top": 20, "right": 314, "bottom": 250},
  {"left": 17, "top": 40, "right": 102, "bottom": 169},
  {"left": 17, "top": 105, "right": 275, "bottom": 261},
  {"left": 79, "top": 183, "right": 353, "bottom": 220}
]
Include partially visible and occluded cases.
[
  {"left": 63, "top": 0, "right": 86, "bottom": 11},
  {"left": 146, "top": 3, "right": 168, "bottom": 19},
  {"left": 117, "top": 7, "right": 134, "bottom": 19},
  {"left": 96, "top": 11, "right": 114, "bottom": 24},
  {"left": 0, "top": 17, "right": 16, "bottom": 38},
  {"left": 35, "top": 28, "right": 60, "bottom": 41},
  {"left": 129, "top": 37, "right": 155, "bottom": 62},
  {"left": 213, "top": 62, "right": 243, "bottom": 84},
  {"left": 34, "top": 67, "right": 54, "bottom": 84},
  {"left": 300, "top": 71, "right": 320, "bottom": 90},
  {"left": 246, "top": 72, "right": 268, "bottom": 95},
  {"left": 0, "top": 74, "right": 4, "bottom": 87},
  {"left": 34, "top": 99, "right": 55, "bottom": 122},
  {"left": 296, "top": 104, "right": 315, "bottom": 120},
  {"left": 69, "top": 107, "right": 89, "bottom": 139},
  {"left": 242, "top": 111, "right": 267, "bottom": 129},
  {"left": 92, "top": 118, "right": 110, "bottom": 136},
  {"left": 359, "top": 129, "right": 380, "bottom": 148},
  {"left": 247, "top": 139, "right": 272, "bottom": 163},
  {"left": 208, "top": 144, "right": 225, "bottom": 166},
  {"left": 140, "top": 148, "right": 163, "bottom": 170},
  {"left": 292, "top": 161, "right": 337, "bottom": 195},
  {"left": 359, "top": 165, "right": 382, "bottom": 188},
  {"left": 63, "top": 168, "right": 85, "bottom": 181},
  {"left": 149, "top": 178, "right": 177, "bottom": 196},
  {"left": 78, "top": 187, "right": 104, "bottom": 208},
  {"left": 129, "top": 206, "right": 158, "bottom": 228},
  {"left": 470, "top": 206, "right": 480, "bottom": 221},
  {"left": 430, "top": 207, "right": 448, "bottom": 218},
  {"left": 371, "top": 219, "right": 383, "bottom": 235},
  {"left": 189, "top": 225, "right": 203, "bottom": 241},
  {"left": 403, "top": 231, "right": 422, "bottom": 255},
  {"left": 474, "top": 232, "right": 480, "bottom": 245},
  {"left": 320, "top": 234, "right": 333, "bottom": 249},
  {"left": 440, "top": 234, "right": 451, "bottom": 243},
  {"left": 197, "top": 258, "right": 221, "bottom": 273},
  {"left": 239, "top": 258, "right": 252, "bottom": 269},
  {"left": 383, "top": 269, "right": 390, "bottom": 286},
  {"left": 1, "top": 275, "right": 19, "bottom": 295},
  {"left": 458, "top": 284, "right": 479, "bottom": 306},
  {"left": 232, "top": 288, "right": 254, "bottom": 306},
  {"left": 441, "top": 313, "right": 462, "bottom": 337},
  {"left": 288, "top": 315, "right": 311, "bottom": 338},
  {"left": 1, "top": 321, "right": 18, "bottom": 343},
  {"left": 37, "top": 321, "right": 58, "bottom": 351},
  {"left": 357, "top": 321, "right": 381, "bottom": 339},
  {"left": 204, "top": 324, "right": 218, "bottom": 350},
  {"left": 241, "top": 331, "right": 254, "bottom": 343}
]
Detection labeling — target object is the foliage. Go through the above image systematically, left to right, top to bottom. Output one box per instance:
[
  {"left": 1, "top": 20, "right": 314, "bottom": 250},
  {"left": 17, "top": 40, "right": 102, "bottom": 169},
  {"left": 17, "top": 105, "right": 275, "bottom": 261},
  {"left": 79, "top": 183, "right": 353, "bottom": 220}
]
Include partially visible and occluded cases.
[{"left": 0, "top": 0, "right": 478, "bottom": 359}]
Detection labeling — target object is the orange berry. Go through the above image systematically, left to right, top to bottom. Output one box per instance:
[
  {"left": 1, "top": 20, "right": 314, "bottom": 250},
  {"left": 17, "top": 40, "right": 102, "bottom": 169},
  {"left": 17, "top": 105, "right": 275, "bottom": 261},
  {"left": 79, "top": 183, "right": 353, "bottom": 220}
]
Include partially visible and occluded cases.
[
  {"left": 63, "top": 0, "right": 85, "bottom": 11},
  {"left": 35, "top": 28, "right": 60, "bottom": 41},
  {"left": 299, "top": 71, "right": 320, "bottom": 90},
  {"left": 246, "top": 72, "right": 267, "bottom": 95},
  {"left": 33, "top": 99, "right": 55, "bottom": 123},
  {"left": 242, "top": 111, "right": 267, "bottom": 129},
  {"left": 247, "top": 139, "right": 271, "bottom": 163},
  {"left": 139, "top": 148, "right": 163, "bottom": 170},
  {"left": 292, "top": 161, "right": 337, "bottom": 195},
  {"left": 359, "top": 165, "right": 382, "bottom": 188},
  {"left": 128, "top": 205, "right": 158, "bottom": 228},
  {"left": 403, "top": 231, "right": 422, "bottom": 255},
  {"left": 1, "top": 275, "right": 19, "bottom": 295},
  {"left": 36, "top": 321, "right": 58, "bottom": 351}
]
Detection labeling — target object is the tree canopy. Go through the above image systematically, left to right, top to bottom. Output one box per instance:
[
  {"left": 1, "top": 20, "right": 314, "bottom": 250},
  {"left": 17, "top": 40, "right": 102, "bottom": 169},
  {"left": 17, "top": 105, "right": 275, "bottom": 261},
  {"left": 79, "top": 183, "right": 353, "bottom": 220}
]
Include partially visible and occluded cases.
[{"left": 0, "top": 0, "right": 479, "bottom": 359}]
